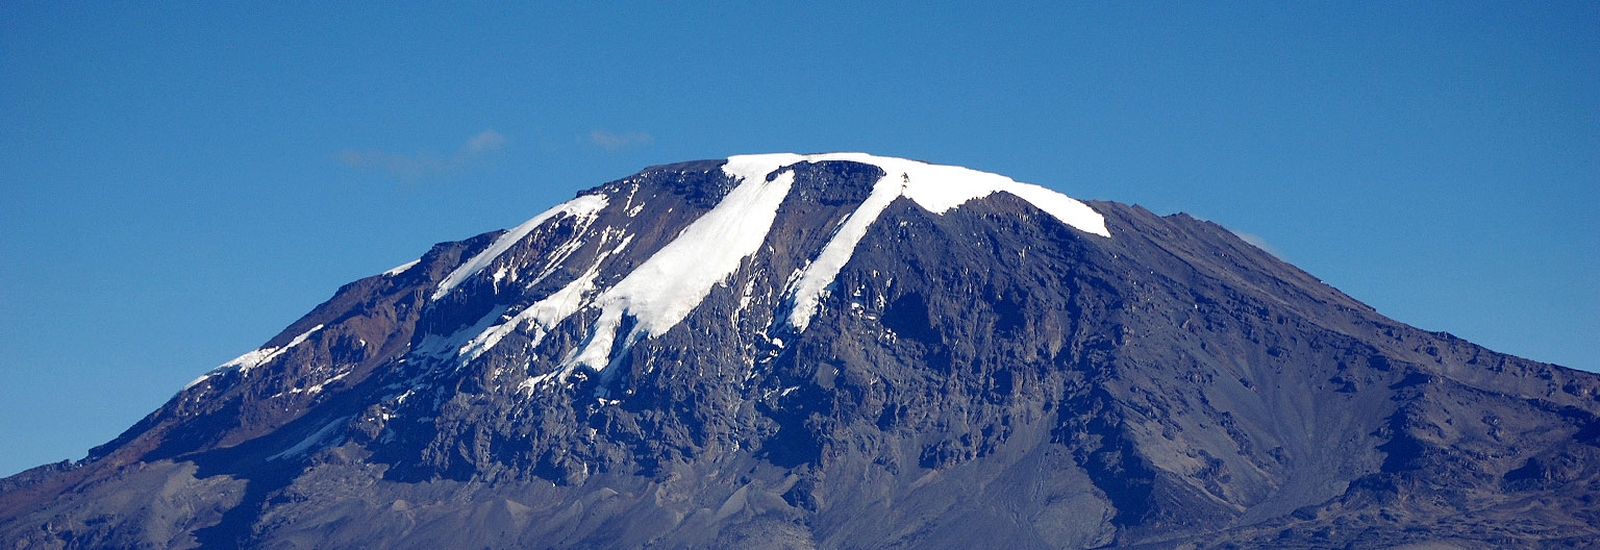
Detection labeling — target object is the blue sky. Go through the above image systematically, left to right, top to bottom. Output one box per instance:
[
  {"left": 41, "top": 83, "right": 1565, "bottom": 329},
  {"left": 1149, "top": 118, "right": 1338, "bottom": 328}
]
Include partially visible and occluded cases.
[{"left": 1, "top": 2, "right": 1595, "bottom": 477}]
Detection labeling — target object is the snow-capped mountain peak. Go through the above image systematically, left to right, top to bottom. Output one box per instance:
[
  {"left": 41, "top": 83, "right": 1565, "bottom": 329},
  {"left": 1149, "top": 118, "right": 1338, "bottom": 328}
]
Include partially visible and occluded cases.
[{"left": 12, "top": 155, "right": 1594, "bottom": 550}]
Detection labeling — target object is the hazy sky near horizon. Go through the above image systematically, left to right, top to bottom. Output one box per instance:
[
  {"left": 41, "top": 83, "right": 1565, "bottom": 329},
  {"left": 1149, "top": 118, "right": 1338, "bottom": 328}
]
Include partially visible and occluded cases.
[{"left": 1, "top": 2, "right": 1595, "bottom": 477}]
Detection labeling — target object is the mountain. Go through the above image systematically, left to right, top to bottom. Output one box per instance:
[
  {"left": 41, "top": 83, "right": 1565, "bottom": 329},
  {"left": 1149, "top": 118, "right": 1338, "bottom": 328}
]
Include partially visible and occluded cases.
[{"left": 2, "top": 153, "right": 1596, "bottom": 549}]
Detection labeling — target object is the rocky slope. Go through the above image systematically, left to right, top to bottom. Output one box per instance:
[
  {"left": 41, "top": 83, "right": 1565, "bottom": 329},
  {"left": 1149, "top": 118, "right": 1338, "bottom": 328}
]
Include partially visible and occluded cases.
[{"left": 2, "top": 153, "right": 1596, "bottom": 549}]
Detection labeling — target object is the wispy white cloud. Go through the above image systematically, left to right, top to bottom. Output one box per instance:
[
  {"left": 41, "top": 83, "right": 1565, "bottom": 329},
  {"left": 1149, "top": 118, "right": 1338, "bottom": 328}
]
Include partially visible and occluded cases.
[
  {"left": 339, "top": 129, "right": 507, "bottom": 181},
  {"left": 462, "top": 129, "right": 507, "bottom": 154},
  {"left": 587, "top": 129, "right": 654, "bottom": 152},
  {"left": 1232, "top": 229, "right": 1283, "bottom": 259}
]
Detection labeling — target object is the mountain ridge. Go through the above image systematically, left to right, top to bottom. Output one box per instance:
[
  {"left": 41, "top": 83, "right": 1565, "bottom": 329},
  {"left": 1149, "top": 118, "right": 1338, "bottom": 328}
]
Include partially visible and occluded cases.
[{"left": 3, "top": 154, "right": 1596, "bottom": 549}]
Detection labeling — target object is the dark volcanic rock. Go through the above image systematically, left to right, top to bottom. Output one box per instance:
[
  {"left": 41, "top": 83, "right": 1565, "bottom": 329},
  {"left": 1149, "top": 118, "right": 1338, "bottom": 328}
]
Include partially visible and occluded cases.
[{"left": 2, "top": 153, "right": 1596, "bottom": 549}]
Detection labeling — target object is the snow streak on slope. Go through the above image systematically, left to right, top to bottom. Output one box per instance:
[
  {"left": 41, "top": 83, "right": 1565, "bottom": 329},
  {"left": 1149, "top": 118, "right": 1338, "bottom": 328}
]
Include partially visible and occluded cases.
[
  {"left": 719, "top": 153, "right": 1109, "bottom": 331},
  {"left": 565, "top": 163, "right": 798, "bottom": 372},
  {"left": 433, "top": 194, "right": 609, "bottom": 301},
  {"left": 383, "top": 259, "right": 421, "bottom": 277},
  {"left": 457, "top": 268, "right": 599, "bottom": 363},
  {"left": 187, "top": 324, "right": 325, "bottom": 389}
]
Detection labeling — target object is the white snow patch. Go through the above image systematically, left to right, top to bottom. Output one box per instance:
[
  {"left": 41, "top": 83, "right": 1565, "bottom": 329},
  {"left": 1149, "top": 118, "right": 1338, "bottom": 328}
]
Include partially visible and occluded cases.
[
  {"left": 728, "top": 153, "right": 1108, "bottom": 331},
  {"left": 564, "top": 162, "right": 798, "bottom": 372},
  {"left": 433, "top": 193, "right": 608, "bottom": 301},
  {"left": 383, "top": 259, "right": 421, "bottom": 277},
  {"left": 459, "top": 266, "right": 600, "bottom": 362},
  {"left": 737, "top": 276, "right": 759, "bottom": 314},
  {"left": 412, "top": 306, "right": 507, "bottom": 358},
  {"left": 187, "top": 324, "right": 325, "bottom": 389},
  {"left": 273, "top": 370, "right": 351, "bottom": 399},
  {"left": 304, "top": 370, "right": 350, "bottom": 395},
  {"left": 520, "top": 371, "right": 558, "bottom": 392}
]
